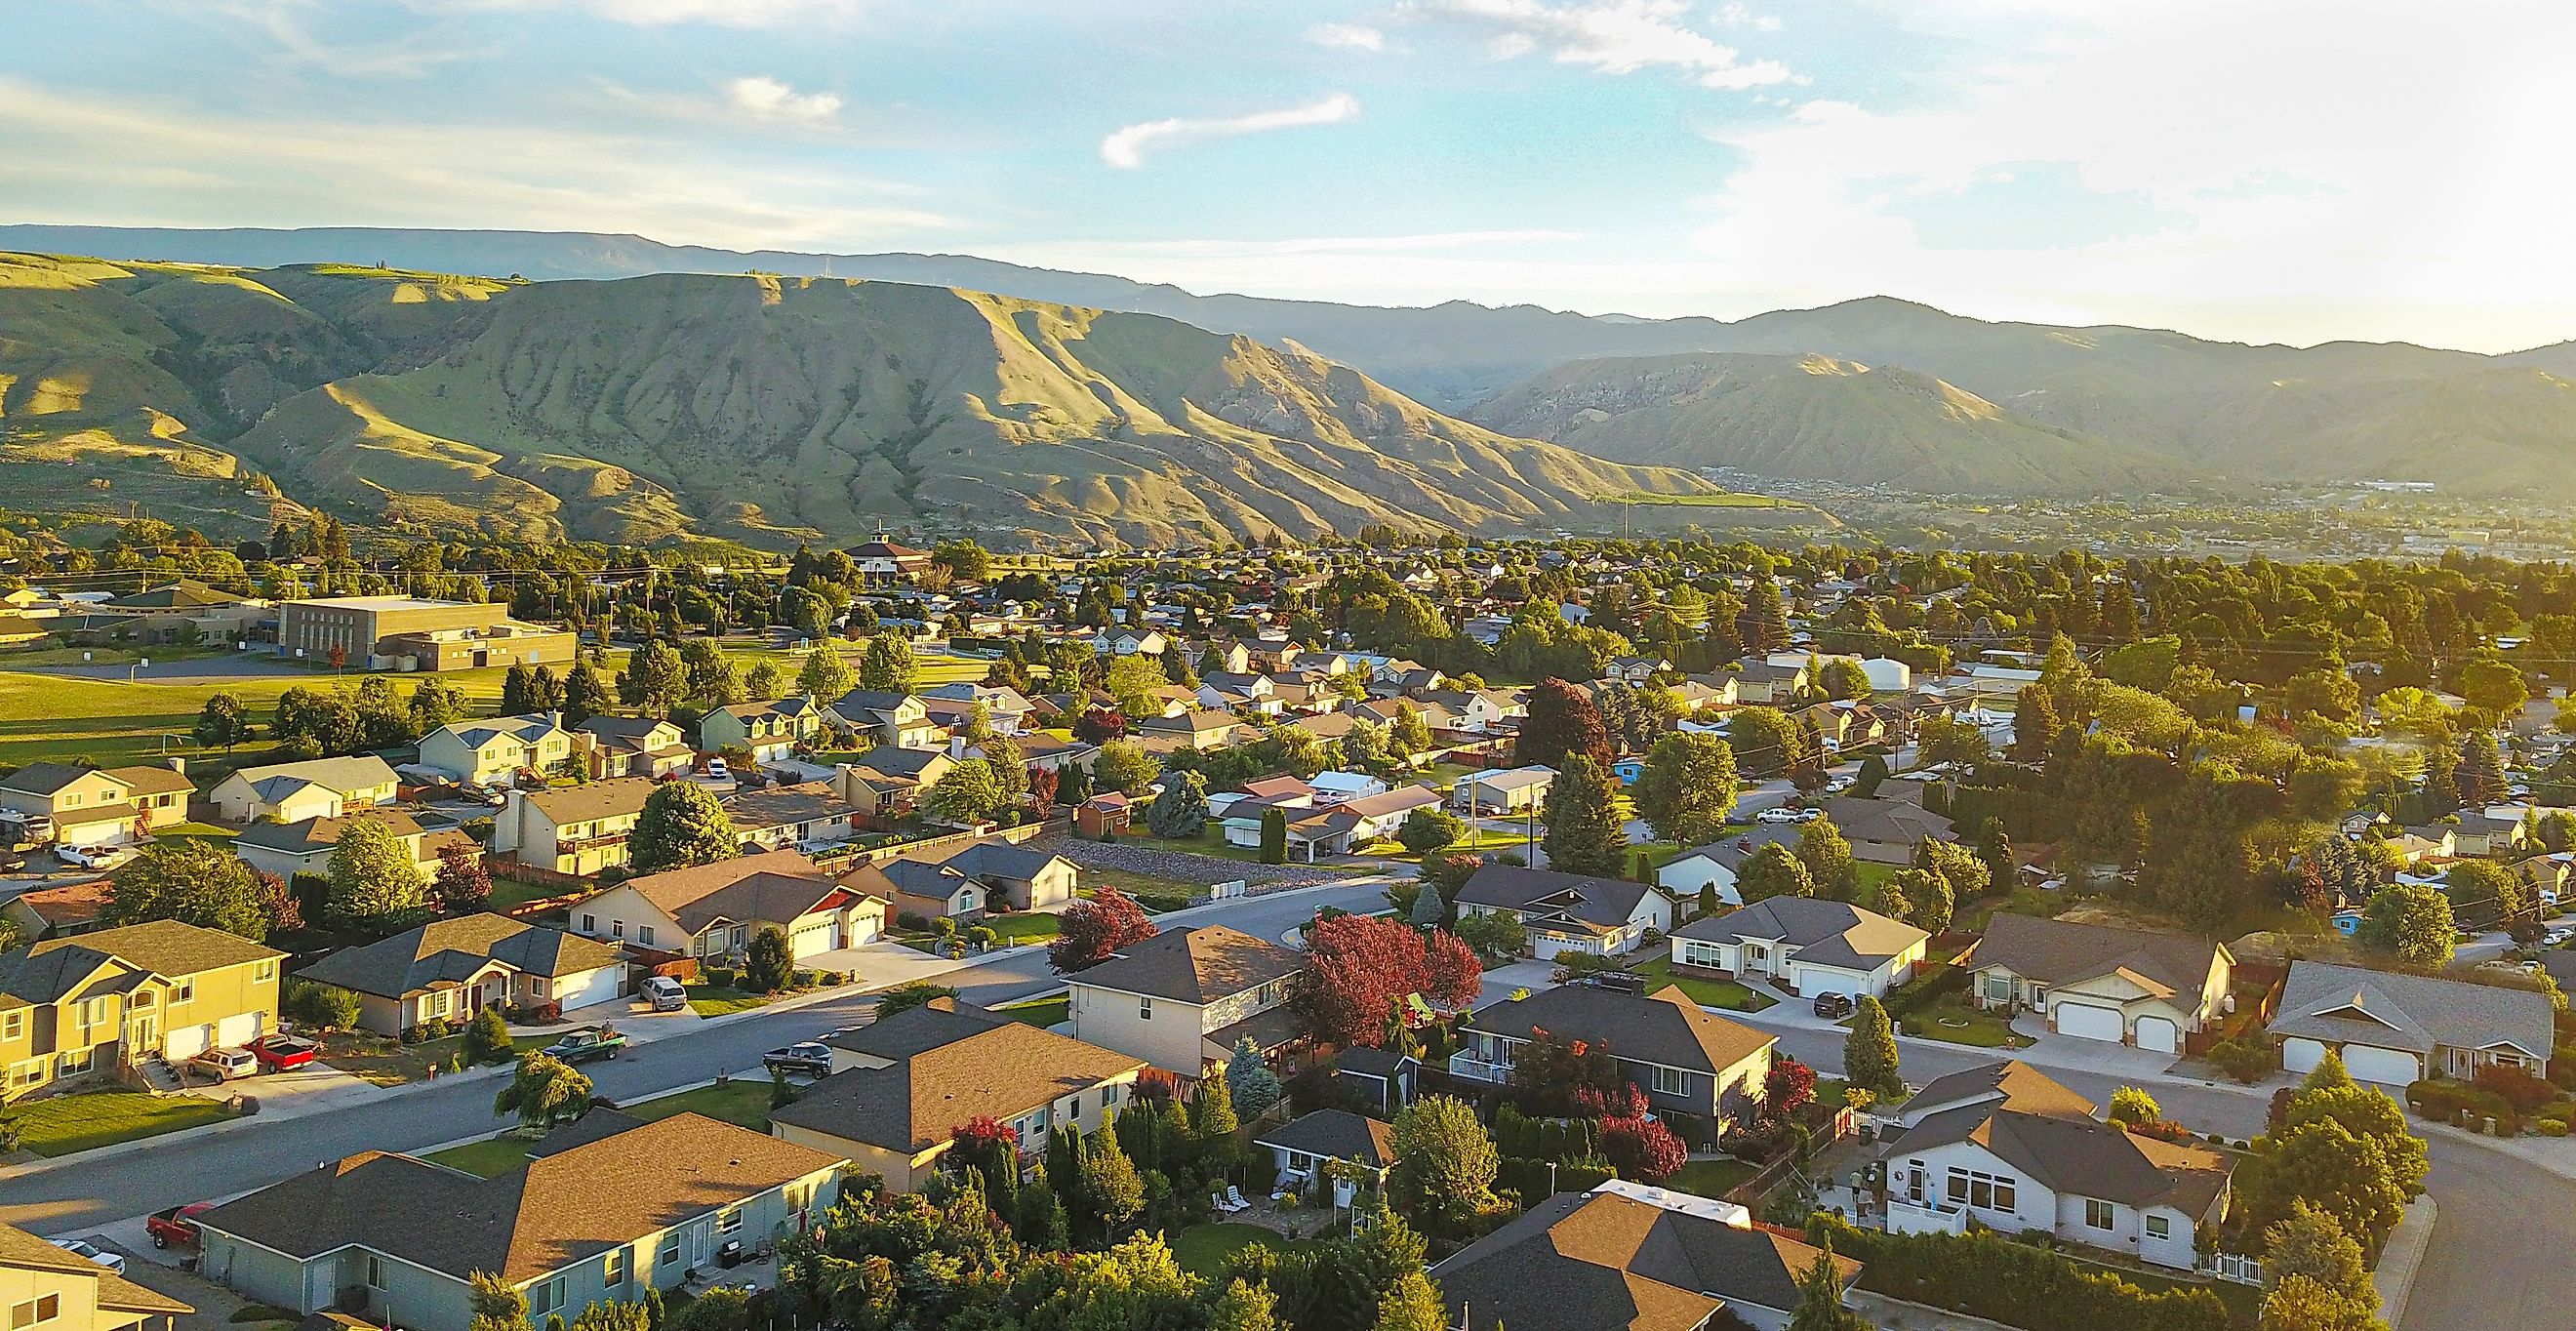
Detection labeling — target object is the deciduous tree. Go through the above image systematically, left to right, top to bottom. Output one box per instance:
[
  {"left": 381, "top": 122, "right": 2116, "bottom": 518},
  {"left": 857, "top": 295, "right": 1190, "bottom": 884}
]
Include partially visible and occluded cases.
[
  {"left": 1514, "top": 678, "right": 1613, "bottom": 773},
  {"left": 1633, "top": 731, "right": 1741, "bottom": 848},
  {"left": 629, "top": 781, "right": 739, "bottom": 874},
  {"left": 106, "top": 839, "right": 270, "bottom": 940},
  {"left": 1049, "top": 888, "right": 1160, "bottom": 972},
  {"left": 1298, "top": 912, "right": 1480, "bottom": 1045}
]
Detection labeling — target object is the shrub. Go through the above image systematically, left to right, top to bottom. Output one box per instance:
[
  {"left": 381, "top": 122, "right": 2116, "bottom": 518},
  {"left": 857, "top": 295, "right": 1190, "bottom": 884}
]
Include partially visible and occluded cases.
[
  {"left": 1879, "top": 963, "right": 1965, "bottom": 1022},
  {"left": 463, "top": 1008, "right": 514, "bottom": 1065},
  {"left": 405, "top": 1017, "right": 454, "bottom": 1044},
  {"left": 2205, "top": 1037, "right": 2275, "bottom": 1084},
  {"left": 2471, "top": 1064, "right": 2559, "bottom": 1114},
  {"left": 2408, "top": 1078, "right": 2517, "bottom": 1130},
  {"left": 2541, "top": 1119, "right": 2570, "bottom": 1136},
  {"left": 1804, "top": 1215, "right": 2230, "bottom": 1331}
]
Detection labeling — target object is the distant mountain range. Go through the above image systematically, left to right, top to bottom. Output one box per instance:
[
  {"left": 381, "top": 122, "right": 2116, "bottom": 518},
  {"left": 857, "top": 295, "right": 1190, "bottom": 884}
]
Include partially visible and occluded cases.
[
  {"left": 8, "top": 222, "right": 2576, "bottom": 503},
  {"left": 0, "top": 251, "right": 1700, "bottom": 546}
]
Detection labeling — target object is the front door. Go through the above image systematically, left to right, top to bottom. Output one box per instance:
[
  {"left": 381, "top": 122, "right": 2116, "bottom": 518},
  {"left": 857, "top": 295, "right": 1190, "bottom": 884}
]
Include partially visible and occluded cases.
[
  {"left": 127, "top": 1013, "right": 159, "bottom": 1062},
  {"left": 688, "top": 1223, "right": 710, "bottom": 1270}
]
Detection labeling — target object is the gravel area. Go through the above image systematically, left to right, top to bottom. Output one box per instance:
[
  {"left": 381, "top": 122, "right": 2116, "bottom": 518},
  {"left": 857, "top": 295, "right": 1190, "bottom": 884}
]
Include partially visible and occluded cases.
[{"left": 1034, "top": 835, "right": 1350, "bottom": 890}]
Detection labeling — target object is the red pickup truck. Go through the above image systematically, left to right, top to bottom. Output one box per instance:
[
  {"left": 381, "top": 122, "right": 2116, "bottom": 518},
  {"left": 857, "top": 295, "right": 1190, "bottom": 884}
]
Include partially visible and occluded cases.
[
  {"left": 250, "top": 1033, "right": 319, "bottom": 1072},
  {"left": 145, "top": 1202, "right": 213, "bottom": 1249}
]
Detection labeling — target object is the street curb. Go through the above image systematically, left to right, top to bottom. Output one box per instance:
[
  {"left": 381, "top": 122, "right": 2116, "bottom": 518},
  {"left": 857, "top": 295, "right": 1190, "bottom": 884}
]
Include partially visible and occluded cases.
[{"left": 2376, "top": 1193, "right": 2437, "bottom": 1329}]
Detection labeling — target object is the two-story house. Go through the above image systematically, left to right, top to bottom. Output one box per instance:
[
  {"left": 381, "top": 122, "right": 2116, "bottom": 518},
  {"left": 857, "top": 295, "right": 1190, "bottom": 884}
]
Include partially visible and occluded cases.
[
  {"left": 830, "top": 690, "right": 941, "bottom": 750},
  {"left": 697, "top": 703, "right": 801, "bottom": 765},
  {"left": 417, "top": 714, "right": 575, "bottom": 787},
  {"left": 573, "top": 716, "right": 695, "bottom": 781},
  {"left": 828, "top": 747, "right": 956, "bottom": 819},
  {"left": 208, "top": 756, "right": 399, "bottom": 827},
  {"left": 0, "top": 763, "right": 192, "bottom": 848},
  {"left": 490, "top": 778, "right": 659, "bottom": 876},
  {"left": 721, "top": 781, "right": 859, "bottom": 852},
  {"left": 572, "top": 850, "right": 882, "bottom": 961},
  {"left": 1456, "top": 863, "right": 1676, "bottom": 959},
  {"left": 1670, "top": 897, "right": 1928, "bottom": 1000},
  {"left": 294, "top": 913, "right": 629, "bottom": 1035},
  {"left": 1961, "top": 914, "right": 2234, "bottom": 1053},
  {"left": 0, "top": 920, "right": 284, "bottom": 1097},
  {"left": 1066, "top": 925, "right": 1306, "bottom": 1075},
  {"left": 2269, "top": 959, "right": 2556, "bottom": 1086},
  {"left": 1452, "top": 985, "right": 1775, "bottom": 1134},
  {"left": 770, "top": 997, "right": 1146, "bottom": 1190},
  {"left": 1869, "top": 1062, "right": 2234, "bottom": 1271},
  {"left": 195, "top": 1113, "right": 842, "bottom": 1331},
  {"left": 0, "top": 1221, "right": 191, "bottom": 1331}
]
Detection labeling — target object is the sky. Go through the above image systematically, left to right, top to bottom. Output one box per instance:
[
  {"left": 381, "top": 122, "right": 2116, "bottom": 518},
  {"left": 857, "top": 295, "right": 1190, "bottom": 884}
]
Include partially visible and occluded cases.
[{"left": 6, "top": 0, "right": 2572, "bottom": 352}]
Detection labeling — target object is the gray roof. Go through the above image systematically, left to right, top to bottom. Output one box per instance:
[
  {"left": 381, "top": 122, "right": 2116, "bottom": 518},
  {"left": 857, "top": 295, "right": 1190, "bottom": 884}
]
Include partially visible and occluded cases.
[
  {"left": 845, "top": 746, "right": 947, "bottom": 781},
  {"left": 225, "top": 754, "right": 399, "bottom": 796},
  {"left": 0, "top": 761, "right": 104, "bottom": 797},
  {"left": 1811, "top": 795, "right": 1954, "bottom": 847},
  {"left": 1668, "top": 827, "right": 1798, "bottom": 873},
  {"left": 935, "top": 838, "right": 1068, "bottom": 884},
  {"left": 1458, "top": 863, "right": 1661, "bottom": 933},
  {"left": 1674, "top": 897, "right": 1926, "bottom": 972},
  {"left": 1964, "top": 912, "right": 2228, "bottom": 1001},
  {"left": 294, "top": 914, "right": 625, "bottom": 1000},
  {"left": 0, "top": 920, "right": 281, "bottom": 1006},
  {"left": 1068, "top": 925, "right": 1304, "bottom": 1004},
  {"left": 2269, "top": 959, "right": 2556, "bottom": 1060},
  {"left": 1462, "top": 985, "right": 1773, "bottom": 1075},
  {"left": 1879, "top": 1062, "right": 2233, "bottom": 1218},
  {"left": 1255, "top": 1109, "right": 1396, "bottom": 1170},
  {"left": 1433, "top": 1189, "right": 1855, "bottom": 1330}
]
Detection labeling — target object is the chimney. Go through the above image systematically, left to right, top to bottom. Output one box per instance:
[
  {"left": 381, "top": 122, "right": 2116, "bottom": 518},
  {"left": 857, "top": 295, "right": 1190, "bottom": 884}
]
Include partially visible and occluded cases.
[{"left": 166, "top": 755, "right": 186, "bottom": 775}]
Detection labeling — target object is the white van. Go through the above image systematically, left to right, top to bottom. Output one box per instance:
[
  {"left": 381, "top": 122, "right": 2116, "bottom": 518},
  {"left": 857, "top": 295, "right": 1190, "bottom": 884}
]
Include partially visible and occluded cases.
[{"left": 640, "top": 975, "right": 689, "bottom": 1012}]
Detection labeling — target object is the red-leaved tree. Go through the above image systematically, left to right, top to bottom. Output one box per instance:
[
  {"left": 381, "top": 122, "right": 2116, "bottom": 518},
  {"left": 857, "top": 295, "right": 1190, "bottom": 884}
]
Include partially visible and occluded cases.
[
  {"left": 1073, "top": 708, "right": 1127, "bottom": 744},
  {"left": 1027, "top": 765, "right": 1060, "bottom": 816},
  {"left": 1048, "top": 887, "right": 1159, "bottom": 972},
  {"left": 1299, "top": 913, "right": 1484, "bottom": 1047},
  {"left": 1759, "top": 1056, "right": 1817, "bottom": 1129},
  {"left": 1601, "top": 1110, "right": 1687, "bottom": 1185},
  {"left": 949, "top": 1114, "right": 1018, "bottom": 1179}
]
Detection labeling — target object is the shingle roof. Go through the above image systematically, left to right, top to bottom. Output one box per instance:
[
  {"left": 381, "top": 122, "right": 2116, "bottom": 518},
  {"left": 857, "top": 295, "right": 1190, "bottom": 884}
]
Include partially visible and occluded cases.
[
  {"left": 843, "top": 746, "right": 947, "bottom": 781},
  {"left": 226, "top": 755, "right": 399, "bottom": 796},
  {"left": 0, "top": 761, "right": 113, "bottom": 797},
  {"left": 101, "top": 763, "right": 195, "bottom": 796},
  {"left": 522, "top": 776, "right": 659, "bottom": 823},
  {"left": 1812, "top": 795, "right": 1954, "bottom": 846},
  {"left": 235, "top": 809, "right": 427, "bottom": 855},
  {"left": 621, "top": 850, "right": 848, "bottom": 936},
  {"left": 1458, "top": 863, "right": 1661, "bottom": 932},
  {"left": 1673, "top": 897, "right": 1927, "bottom": 972},
  {"left": 1964, "top": 912, "right": 2229, "bottom": 1000},
  {"left": 294, "top": 914, "right": 625, "bottom": 999},
  {"left": 0, "top": 921, "right": 280, "bottom": 1005},
  {"left": 1068, "top": 925, "right": 1304, "bottom": 1004},
  {"left": 2270, "top": 959, "right": 2556, "bottom": 1059},
  {"left": 1462, "top": 985, "right": 1773, "bottom": 1075},
  {"left": 780, "top": 1004, "right": 1145, "bottom": 1152},
  {"left": 1905, "top": 1061, "right": 2098, "bottom": 1123},
  {"left": 1881, "top": 1063, "right": 2233, "bottom": 1218},
  {"left": 1255, "top": 1109, "right": 1397, "bottom": 1170},
  {"left": 194, "top": 1113, "right": 840, "bottom": 1282},
  {"left": 1434, "top": 1189, "right": 1855, "bottom": 1330},
  {"left": 0, "top": 1221, "right": 192, "bottom": 1315}
]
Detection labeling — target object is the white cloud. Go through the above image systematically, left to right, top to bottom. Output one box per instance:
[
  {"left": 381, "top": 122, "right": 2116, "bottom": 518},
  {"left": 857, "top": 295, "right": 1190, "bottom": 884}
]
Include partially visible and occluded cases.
[
  {"left": 449, "top": 0, "right": 869, "bottom": 27},
  {"left": 1402, "top": 0, "right": 1791, "bottom": 90},
  {"left": 1714, "top": 3, "right": 1780, "bottom": 31},
  {"left": 1308, "top": 22, "right": 1389, "bottom": 52},
  {"left": 725, "top": 76, "right": 841, "bottom": 123},
  {"left": 1100, "top": 94, "right": 1361, "bottom": 170}
]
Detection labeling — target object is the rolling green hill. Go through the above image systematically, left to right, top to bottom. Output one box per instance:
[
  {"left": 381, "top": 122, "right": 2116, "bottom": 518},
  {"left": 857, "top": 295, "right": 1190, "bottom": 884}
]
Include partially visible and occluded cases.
[
  {"left": 0, "top": 253, "right": 1706, "bottom": 546},
  {"left": 1466, "top": 350, "right": 2194, "bottom": 495}
]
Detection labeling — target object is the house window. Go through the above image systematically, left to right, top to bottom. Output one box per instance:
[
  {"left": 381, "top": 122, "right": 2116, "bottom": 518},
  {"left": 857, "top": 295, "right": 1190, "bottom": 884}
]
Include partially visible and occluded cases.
[
  {"left": 582, "top": 913, "right": 598, "bottom": 934},
  {"left": 612, "top": 921, "right": 626, "bottom": 940},
  {"left": 639, "top": 926, "right": 656, "bottom": 947},
  {"left": 1681, "top": 941, "right": 1725, "bottom": 969},
  {"left": 256, "top": 961, "right": 277, "bottom": 982},
  {"left": 170, "top": 980, "right": 193, "bottom": 1005},
  {"left": 84, "top": 997, "right": 111, "bottom": 1027},
  {"left": 1139, "top": 997, "right": 1152, "bottom": 1021},
  {"left": 2, "top": 1012, "right": 21, "bottom": 1040},
  {"left": 59, "top": 1048, "right": 95, "bottom": 1078},
  {"left": 1650, "top": 1065, "right": 1687, "bottom": 1095},
  {"left": 1945, "top": 1168, "right": 2016, "bottom": 1213},
  {"left": 2085, "top": 1198, "right": 2116, "bottom": 1230},
  {"left": 718, "top": 1207, "right": 743, "bottom": 1235},
  {"left": 2145, "top": 1215, "right": 2171, "bottom": 1241},
  {"left": 659, "top": 1242, "right": 679, "bottom": 1268},
  {"left": 605, "top": 1248, "right": 624, "bottom": 1285},
  {"left": 367, "top": 1256, "right": 386, "bottom": 1291},
  {"left": 529, "top": 1278, "right": 564, "bottom": 1315},
  {"left": 13, "top": 1295, "right": 61, "bottom": 1329}
]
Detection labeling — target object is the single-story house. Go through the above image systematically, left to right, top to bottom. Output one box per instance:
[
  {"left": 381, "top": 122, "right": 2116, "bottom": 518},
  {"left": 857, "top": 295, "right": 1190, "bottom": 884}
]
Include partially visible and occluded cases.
[
  {"left": 208, "top": 756, "right": 399, "bottom": 827},
  {"left": 1453, "top": 764, "right": 1555, "bottom": 816},
  {"left": 721, "top": 781, "right": 859, "bottom": 853},
  {"left": 1807, "top": 797, "right": 1956, "bottom": 864},
  {"left": 233, "top": 811, "right": 476, "bottom": 888},
  {"left": 1653, "top": 828, "right": 1797, "bottom": 908},
  {"left": 573, "top": 850, "right": 884, "bottom": 961},
  {"left": 1456, "top": 863, "right": 1676, "bottom": 958},
  {"left": 1670, "top": 897, "right": 1927, "bottom": 1000},
  {"left": 293, "top": 914, "right": 628, "bottom": 1035},
  {"left": 1961, "top": 914, "right": 2233, "bottom": 1053},
  {"left": 2269, "top": 959, "right": 2556, "bottom": 1086},
  {"left": 771, "top": 997, "right": 1146, "bottom": 1190},
  {"left": 1868, "top": 1062, "right": 2234, "bottom": 1271},
  {"left": 1256, "top": 1109, "right": 1397, "bottom": 1197},
  {"left": 194, "top": 1113, "right": 842, "bottom": 1331},
  {"left": 0, "top": 1218, "right": 192, "bottom": 1331}
]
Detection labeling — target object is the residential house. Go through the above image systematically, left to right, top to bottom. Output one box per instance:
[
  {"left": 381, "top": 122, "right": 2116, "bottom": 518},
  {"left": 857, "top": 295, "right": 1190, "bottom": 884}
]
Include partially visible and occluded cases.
[
  {"left": 850, "top": 538, "right": 931, "bottom": 576},
  {"left": 1606, "top": 655, "right": 1670, "bottom": 684},
  {"left": 1729, "top": 661, "right": 1809, "bottom": 706},
  {"left": 920, "top": 683, "right": 1033, "bottom": 736},
  {"left": 1425, "top": 688, "right": 1525, "bottom": 734},
  {"left": 829, "top": 691, "right": 942, "bottom": 750},
  {"left": 696, "top": 704, "right": 802, "bottom": 764},
  {"left": 1137, "top": 710, "right": 1244, "bottom": 751},
  {"left": 417, "top": 714, "right": 575, "bottom": 787},
  {"left": 573, "top": 716, "right": 695, "bottom": 780},
  {"left": 1017, "top": 736, "right": 1099, "bottom": 776},
  {"left": 828, "top": 746, "right": 956, "bottom": 819},
  {"left": 208, "top": 756, "right": 399, "bottom": 826},
  {"left": 0, "top": 763, "right": 155, "bottom": 848},
  {"left": 1453, "top": 764, "right": 1554, "bottom": 815},
  {"left": 1308, "top": 770, "right": 1388, "bottom": 805},
  {"left": 491, "top": 778, "right": 658, "bottom": 876},
  {"left": 722, "top": 782, "right": 858, "bottom": 852},
  {"left": 1278, "top": 785, "right": 1447, "bottom": 859},
  {"left": 1073, "top": 792, "right": 1131, "bottom": 839},
  {"left": 1220, "top": 792, "right": 1314, "bottom": 851},
  {"left": 1809, "top": 797, "right": 1956, "bottom": 864},
  {"left": 2450, "top": 810, "right": 2528, "bottom": 858},
  {"left": 234, "top": 811, "right": 477, "bottom": 888},
  {"left": 1653, "top": 829, "right": 1800, "bottom": 908},
  {"left": 842, "top": 838, "right": 1079, "bottom": 921},
  {"left": 574, "top": 851, "right": 883, "bottom": 961},
  {"left": 1456, "top": 863, "right": 1676, "bottom": 959},
  {"left": 0, "top": 878, "right": 112, "bottom": 944},
  {"left": 1670, "top": 897, "right": 1928, "bottom": 1000},
  {"left": 294, "top": 914, "right": 628, "bottom": 1035},
  {"left": 1962, "top": 914, "right": 2234, "bottom": 1053},
  {"left": 0, "top": 920, "right": 283, "bottom": 1098},
  {"left": 1066, "top": 925, "right": 1306, "bottom": 1075},
  {"left": 2270, "top": 959, "right": 2555, "bottom": 1085},
  {"left": 1452, "top": 986, "right": 1775, "bottom": 1132},
  {"left": 772, "top": 998, "right": 1145, "bottom": 1190},
  {"left": 1330, "top": 1047, "right": 1420, "bottom": 1114},
  {"left": 1868, "top": 1062, "right": 2234, "bottom": 1271},
  {"left": 1257, "top": 1109, "right": 1396, "bottom": 1198},
  {"left": 194, "top": 1113, "right": 842, "bottom": 1331},
  {"left": 1432, "top": 1182, "right": 1861, "bottom": 1331},
  {"left": 0, "top": 1220, "right": 191, "bottom": 1331}
]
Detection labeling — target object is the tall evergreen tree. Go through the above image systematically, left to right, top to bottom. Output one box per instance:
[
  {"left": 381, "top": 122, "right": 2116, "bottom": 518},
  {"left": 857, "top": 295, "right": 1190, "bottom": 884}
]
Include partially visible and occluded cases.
[{"left": 1540, "top": 754, "right": 1628, "bottom": 877}]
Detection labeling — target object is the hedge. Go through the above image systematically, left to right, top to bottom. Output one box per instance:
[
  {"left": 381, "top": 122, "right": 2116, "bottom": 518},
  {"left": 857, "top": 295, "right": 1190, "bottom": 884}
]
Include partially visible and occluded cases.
[
  {"left": 1881, "top": 963, "right": 1968, "bottom": 1023},
  {"left": 2407, "top": 1078, "right": 2519, "bottom": 1132},
  {"left": 1493, "top": 1104, "right": 1604, "bottom": 1162},
  {"left": 1805, "top": 1215, "right": 2231, "bottom": 1331}
]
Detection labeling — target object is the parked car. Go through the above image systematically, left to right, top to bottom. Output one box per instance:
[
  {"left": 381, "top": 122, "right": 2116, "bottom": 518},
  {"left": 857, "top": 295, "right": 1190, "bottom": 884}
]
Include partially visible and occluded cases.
[
  {"left": 706, "top": 757, "right": 733, "bottom": 782},
  {"left": 1755, "top": 807, "right": 1802, "bottom": 825},
  {"left": 1794, "top": 807, "right": 1826, "bottom": 823},
  {"left": 56, "top": 844, "right": 134, "bottom": 869},
  {"left": 0, "top": 853, "right": 25, "bottom": 873},
  {"left": 2546, "top": 926, "right": 2575, "bottom": 948},
  {"left": 640, "top": 975, "right": 689, "bottom": 1012},
  {"left": 1812, "top": 991, "right": 1857, "bottom": 1020},
  {"left": 543, "top": 1025, "right": 626, "bottom": 1063},
  {"left": 250, "top": 1032, "right": 320, "bottom": 1071},
  {"left": 761, "top": 1042, "right": 834, "bottom": 1077},
  {"left": 192, "top": 1047, "right": 258, "bottom": 1081},
  {"left": 145, "top": 1202, "right": 215, "bottom": 1249},
  {"left": 49, "top": 1239, "right": 124, "bottom": 1274}
]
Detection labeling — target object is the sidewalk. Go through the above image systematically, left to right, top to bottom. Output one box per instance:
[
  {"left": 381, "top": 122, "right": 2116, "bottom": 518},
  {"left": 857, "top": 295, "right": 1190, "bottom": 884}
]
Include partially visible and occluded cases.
[
  {"left": 2412, "top": 1116, "right": 2576, "bottom": 1184},
  {"left": 2376, "top": 1194, "right": 2438, "bottom": 1328}
]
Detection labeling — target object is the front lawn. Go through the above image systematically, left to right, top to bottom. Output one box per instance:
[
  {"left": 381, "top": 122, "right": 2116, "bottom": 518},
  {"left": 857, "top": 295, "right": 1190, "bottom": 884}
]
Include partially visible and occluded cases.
[
  {"left": 487, "top": 876, "right": 566, "bottom": 911},
  {"left": 985, "top": 911, "right": 1064, "bottom": 943},
  {"left": 1627, "top": 955, "right": 1775, "bottom": 1011},
  {"left": 686, "top": 985, "right": 778, "bottom": 1018},
  {"left": 1898, "top": 994, "right": 2030, "bottom": 1049},
  {"left": 1001, "top": 996, "right": 1068, "bottom": 1028},
  {"left": 316, "top": 1028, "right": 543, "bottom": 1086},
  {"left": 622, "top": 1078, "right": 775, "bottom": 1130},
  {"left": 3, "top": 1087, "right": 237, "bottom": 1156},
  {"left": 423, "top": 1134, "right": 539, "bottom": 1178},
  {"left": 1666, "top": 1156, "right": 1758, "bottom": 1198}
]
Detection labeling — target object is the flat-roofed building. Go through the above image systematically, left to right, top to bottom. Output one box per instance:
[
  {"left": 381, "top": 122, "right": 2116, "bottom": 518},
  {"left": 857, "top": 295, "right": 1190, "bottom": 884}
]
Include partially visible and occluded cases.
[{"left": 276, "top": 596, "right": 575, "bottom": 671}]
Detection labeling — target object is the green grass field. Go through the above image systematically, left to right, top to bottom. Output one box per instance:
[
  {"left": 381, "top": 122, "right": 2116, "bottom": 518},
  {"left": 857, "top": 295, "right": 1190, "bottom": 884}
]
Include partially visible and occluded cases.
[
  {"left": 1627, "top": 955, "right": 1774, "bottom": 1011},
  {"left": 1001, "top": 995, "right": 1068, "bottom": 1028},
  {"left": 4, "top": 1087, "right": 237, "bottom": 1156},
  {"left": 1163, "top": 1223, "right": 1312, "bottom": 1278}
]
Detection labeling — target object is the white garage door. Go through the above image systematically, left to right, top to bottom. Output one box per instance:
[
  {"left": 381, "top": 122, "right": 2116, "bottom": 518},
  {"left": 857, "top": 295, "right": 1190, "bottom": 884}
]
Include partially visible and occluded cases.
[
  {"left": 790, "top": 925, "right": 833, "bottom": 959},
  {"left": 1795, "top": 965, "right": 1867, "bottom": 1000},
  {"left": 553, "top": 966, "right": 624, "bottom": 1014},
  {"left": 2054, "top": 1002, "right": 2125, "bottom": 1043},
  {"left": 216, "top": 1011, "right": 263, "bottom": 1048},
  {"left": 2134, "top": 1016, "right": 2179, "bottom": 1054},
  {"left": 165, "top": 1023, "right": 213, "bottom": 1060},
  {"left": 2282, "top": 1037, "right": 2326, "bottom": 1075},
  {"left": 2343, "top": 1044, "right": 2422, "bottom": 1087}
]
